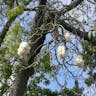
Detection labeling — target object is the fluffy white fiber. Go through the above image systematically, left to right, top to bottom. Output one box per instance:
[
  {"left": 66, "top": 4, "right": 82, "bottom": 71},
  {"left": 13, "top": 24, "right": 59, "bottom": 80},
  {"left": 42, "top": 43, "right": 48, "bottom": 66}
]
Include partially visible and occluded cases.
[
  {"left": 65, "top": 33, "right": 70, "bottom": 41},
  {"left": 17, "top": 41, "right": 30, "bottom": 59},
  {"left": 57, "top": 45, "right": 66, "bottom": 58},
  {"left": 75, "top": 55, "right": 84, "bottom": 67}
]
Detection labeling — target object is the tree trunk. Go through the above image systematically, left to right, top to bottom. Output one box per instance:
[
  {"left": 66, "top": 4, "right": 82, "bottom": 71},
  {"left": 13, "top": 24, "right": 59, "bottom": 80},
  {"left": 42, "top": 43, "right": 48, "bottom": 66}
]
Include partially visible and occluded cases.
[
  {"left": 10, "top": 0, "right": 47, "bottom": 96},
  {"left": 10, "top": 67, "right": 34, "bottom": 96}
]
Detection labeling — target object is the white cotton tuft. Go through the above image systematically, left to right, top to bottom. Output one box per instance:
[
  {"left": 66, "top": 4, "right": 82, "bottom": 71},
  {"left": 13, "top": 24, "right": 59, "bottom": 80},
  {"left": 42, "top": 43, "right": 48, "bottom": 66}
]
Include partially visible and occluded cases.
[
  {"left": 65, "top": 33, "right": 70, "bottom": 41},
  {"left": 17, "top": 41, "right": 30, "bottom": 59},
  {"left": 57, "top": 45, "right": 66, "bottom": 58},
  {"left": 75, "top": 55, "right": 84, "bottom": 67}
]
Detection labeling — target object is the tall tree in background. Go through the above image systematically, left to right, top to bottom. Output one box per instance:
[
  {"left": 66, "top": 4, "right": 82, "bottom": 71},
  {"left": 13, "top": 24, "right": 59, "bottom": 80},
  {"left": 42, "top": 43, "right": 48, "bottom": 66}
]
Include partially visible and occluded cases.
[{"left": 0, "top": 0, "right": 96, "bottom": 96}]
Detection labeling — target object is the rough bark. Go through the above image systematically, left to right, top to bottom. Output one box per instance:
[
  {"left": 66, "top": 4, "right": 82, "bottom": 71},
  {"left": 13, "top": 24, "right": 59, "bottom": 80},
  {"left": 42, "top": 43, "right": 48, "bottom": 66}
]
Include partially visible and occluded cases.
[{"left": 10, "top": 67, "right": 34, "bottom": 96}]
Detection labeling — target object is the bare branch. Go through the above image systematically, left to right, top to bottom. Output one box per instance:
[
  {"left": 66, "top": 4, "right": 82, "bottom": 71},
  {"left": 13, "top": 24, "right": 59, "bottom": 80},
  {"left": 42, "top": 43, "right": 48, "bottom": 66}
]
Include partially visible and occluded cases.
[
  {"left": 60, "top": 0, "right": 83, "bottom": 14},
  {"left": 87, "top": 0, "right": 96, "bottom": 4},
  {"left": 24, "top": 5, "right": 46, "bottom": 11},
  {"left": 59, "top": 19, "right": 96, "bottom": 45}
]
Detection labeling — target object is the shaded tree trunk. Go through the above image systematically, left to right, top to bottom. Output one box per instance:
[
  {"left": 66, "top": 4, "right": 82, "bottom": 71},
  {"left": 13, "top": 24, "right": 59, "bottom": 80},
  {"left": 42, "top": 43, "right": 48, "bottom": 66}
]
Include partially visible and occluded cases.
[{"left": 10, "top": 67, "right": 34, "bottom": 96}]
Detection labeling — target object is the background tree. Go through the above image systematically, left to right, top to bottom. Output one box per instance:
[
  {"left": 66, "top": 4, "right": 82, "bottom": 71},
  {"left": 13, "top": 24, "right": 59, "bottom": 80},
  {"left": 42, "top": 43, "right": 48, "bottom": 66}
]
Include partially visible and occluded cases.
[{"left": 0, "top": 0, "right": 96, "bottom": 96}]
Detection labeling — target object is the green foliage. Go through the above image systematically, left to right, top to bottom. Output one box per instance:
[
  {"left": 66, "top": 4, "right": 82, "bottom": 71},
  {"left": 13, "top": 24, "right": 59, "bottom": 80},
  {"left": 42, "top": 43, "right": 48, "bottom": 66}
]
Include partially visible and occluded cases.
[
  {"left": 3, "top": 0, "right": 14, "bottom": 8},
  {"left": 7, "top": 6, "right": 24, "bottom": 19},
  {"left": 0, "top": 23, "right": 28, "bottom": 70},
  {"left": 4, "top": 23, "right": 23, "bottom": 57},
  {"left": 88, "top": 32, "right": 93, "bottom": 40},
  {"left": 82, "top": 40, "right": 96, "bottom": 86},
  {"left": 82, "top": 40, "right": 96, "bottom": 67},
  {"left": 0, "top": 47, "right": 6, "bottom": 59},
  {"left": 34, "top": 50, "right": 52, "bottom": 73},
  {"left": 40, "top": 52, "right": 51, "bottom": 73},
  {"left": 0, "top": 63, "right": 12, "bottom": 80},
  {"left": 0, "top": 63, "right": 12, "bottom": 94},
  {"left": 12, "top": 65, "right": 21, "bottom": 73},
  {"left": 85, "top": 72, "right": 96, "bottom": 86},
  {"left": 85, "top": 76, "right": 93, "bottom": 86},
  {"left": 43, "top": 79, "right": 50, "bottom": 86},
  {"left": 25, "top": 80, "right": 60, "bottom": 96},
  {"left": 0, "top": 83, "right": 8, "bottom": 95},
  {"left": 62, "top": 87, "right": 83, "bottom": 96}
]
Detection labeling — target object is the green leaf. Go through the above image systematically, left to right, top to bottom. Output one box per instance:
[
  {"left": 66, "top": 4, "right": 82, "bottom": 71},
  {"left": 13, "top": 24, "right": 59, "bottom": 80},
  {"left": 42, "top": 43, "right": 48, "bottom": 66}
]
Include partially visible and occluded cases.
[
  {"left": 3, "top": 0, "right": 14, "bottom": 8},
  {"left": 7, "top": 6, "right": 24, "bottom": 19},
  {"left": 88, "top": 32, "right": 92, "bottom": 40},
  {"left": 40, "top": 52, "right": 51, "bottom": 72},
  {"left": 2, "top": 63, "right": 12, "bottom": 80},
  {"left": 43, "top": 79, "right": 50, "bottom": 85}
]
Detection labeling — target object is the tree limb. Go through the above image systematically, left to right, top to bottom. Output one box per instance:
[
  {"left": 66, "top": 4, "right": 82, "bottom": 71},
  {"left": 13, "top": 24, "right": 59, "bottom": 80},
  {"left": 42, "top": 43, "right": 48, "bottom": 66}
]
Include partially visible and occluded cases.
[
  {"left": 60, "top": 0, "right": 83, "bottom": 14},
  {"left": 59, "top": 20, "right": 96, "bottom": 45}
]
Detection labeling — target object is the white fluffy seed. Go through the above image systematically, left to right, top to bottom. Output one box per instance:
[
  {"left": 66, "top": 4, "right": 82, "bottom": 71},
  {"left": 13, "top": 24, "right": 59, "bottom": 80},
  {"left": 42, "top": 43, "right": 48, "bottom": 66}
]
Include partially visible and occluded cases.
[
  {"left": 65, "top": 33, "right": 70, "bottom": 41},
  {"left": 17, "top": 41, "right": 30, "bottom": 59},
  {"left": 57, "top": 45, "right": 66, "bottom": 58},
  {"left": 75, "top": 55, "right": 84, "bottom": 67}
]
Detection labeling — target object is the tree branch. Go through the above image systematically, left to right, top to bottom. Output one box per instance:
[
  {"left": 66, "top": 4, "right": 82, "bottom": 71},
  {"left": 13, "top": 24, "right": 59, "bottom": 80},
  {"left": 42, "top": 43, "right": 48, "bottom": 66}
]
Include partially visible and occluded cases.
[
  {"left": 24, "top": 0, "right": 84, "bottom": 15},
  {"left": 60, "top": 0, "right": 83, "bottom": 14},
  {"left": 24, "top": 5, "right": 46, "bottom": 11},
  {"left": 59, "top": 20, "right": 96, "bottom": 45}
]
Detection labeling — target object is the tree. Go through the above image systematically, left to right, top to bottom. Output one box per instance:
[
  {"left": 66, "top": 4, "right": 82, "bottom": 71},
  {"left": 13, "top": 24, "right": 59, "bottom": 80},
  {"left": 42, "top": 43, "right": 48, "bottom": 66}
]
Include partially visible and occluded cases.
[{"left": 0, "top": 0, "right": 96, "bottom": 96}]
